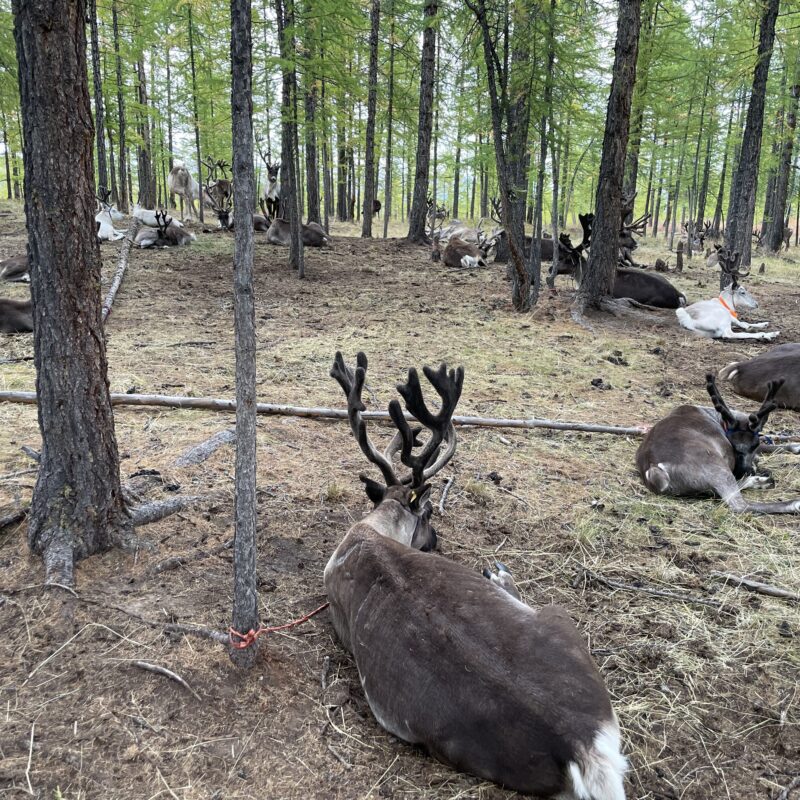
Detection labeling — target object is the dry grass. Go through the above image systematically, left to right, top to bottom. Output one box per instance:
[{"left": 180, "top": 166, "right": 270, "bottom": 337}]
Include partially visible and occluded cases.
[{"left": 0, "top": 201, "right": 798, "bottom": 799}]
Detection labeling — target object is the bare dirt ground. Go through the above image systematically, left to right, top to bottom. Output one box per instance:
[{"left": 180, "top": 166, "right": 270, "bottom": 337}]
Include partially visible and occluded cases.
[{"left": 0, "top": 204, "right": 798, "bottom": 800}]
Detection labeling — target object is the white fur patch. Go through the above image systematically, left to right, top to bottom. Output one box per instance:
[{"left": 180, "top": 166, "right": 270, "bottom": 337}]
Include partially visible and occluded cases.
[{"left": 561, "top": 721, "right": 627, "bottom": 800}]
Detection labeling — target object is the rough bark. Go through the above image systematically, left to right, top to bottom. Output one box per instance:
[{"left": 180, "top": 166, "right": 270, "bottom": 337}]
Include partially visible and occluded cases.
[
  {"left": 13, "top": 0, "right": 131, "bottom": 586},
  {"left": 88, "top": 0, "right": 107, "bottom": 195},
  {"left": 111, "top": 0, "right": 128, "bottom": 212},
  {"left": 229, "top": 0, "right": 260, "bottom": 667},
  {"left": 361, "top": 0, "right": 380, "bottom": 236},
  {"left": 406, "top": 0, "right": 437, "bottom": 243},
  {"left": 575, "top": 0, "right": 640, "bottom": 312},
  {"left": 724, "top": 0, "right": 780, "bottom": 270},
  {"left": 188, "top": 6, "right": 204, "bottom": 223},
  {"left": 383, "top": 7, "right": 395, "bottom": 238},
  {"left": 136, "top": 59, "right": 157, "bottom": 208},
  {"left": 304, "top": 68, "right": 320, "bottom": 224},
  {"left": 767, "top": 82, "right": 800, "bottom": 251},
  {"left": 712, "top": 98, "right": 737, "bottom": 236}
]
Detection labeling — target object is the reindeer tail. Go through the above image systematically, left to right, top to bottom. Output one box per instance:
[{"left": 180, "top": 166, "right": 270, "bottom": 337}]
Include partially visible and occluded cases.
[
  {"left": 717, "top": 361, "right": 741, "bottom": 384},
  {"left": 566, "top": 720, "right": 628, "bottom": 800}
]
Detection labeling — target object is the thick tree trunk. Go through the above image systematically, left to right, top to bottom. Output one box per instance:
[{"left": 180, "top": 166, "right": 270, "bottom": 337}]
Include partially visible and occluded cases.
[
  {"left": 13, "top": 0, "right": 131, "bottom": 586},
  {"left": 88, "top": 0, "right": 108, "bottom": 195},
  {"left": 111, "top": 0, "right": 128, "bottom": 212},
  {"left": 229, "top": 0, "right": 260, "bottom": 668},
  {"left": 361, "top": 0, "right": 380, "bottom": 236},
  {"left": 406, "top": 0, "right": 437, "bottom": 243},
  {"left": 575, "top": 0, "right": 640, "bottom": 312},
  {"left": 724, "top": 0, "right": 779, "bottom": 271},
  {"left": 321, "top": 76, "right": 333, "bottom": 230},
  {"left": 767, "top": 82, "right": 800, "bottom": 251}
]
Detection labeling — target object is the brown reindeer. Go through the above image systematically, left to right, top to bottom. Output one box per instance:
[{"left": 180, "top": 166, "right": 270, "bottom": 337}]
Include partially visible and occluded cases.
[
  {"left": 202, "top": 157, "right": 233, "bottom": 210},
  {"left": 135, "top": 211, "right": 196, "bottom": 248},
  {"left": 265, "top": 218, "right": 331, "bottom": 247},
  {"left": 432, "top": 235, "right": 491, "bottom": 268},
  {"left": 0, "top": 254, "right": 29, "bottom": 283},
  {"left": 0, "top": 298, "right": 33, "bottom": 333},
  {"left": 719, "top": 343, "right": 800, "bottom": 410},
  {"left": 324, "top": 351, "right": 627, "bottom": 799},
  {"left": 637, "top": 375, "right": 800, "bottom": 514}
]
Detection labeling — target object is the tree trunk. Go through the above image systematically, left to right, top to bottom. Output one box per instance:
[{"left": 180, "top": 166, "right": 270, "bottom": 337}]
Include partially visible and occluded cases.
[
  {"left": 13, "top": 0, "right": 131, "bottom": 586},
  {"left": 88, "top": 0, "right": 108, "bottom": 195},
  {"left": 111, "top": 0, "right": 128, "bottom": 212},
  {"left": 229, "top": 0, "right": 260, "bottom": 667},
  {"left": 276, "top": 0, "right": 304, "bottom": 275},
  {"left": 361, "top": 0, "right": 380, "bottom": 236},
  {"left": 406, "top": 0, "right": 437, "bottom": 243},
  {"left": 575, "top": 0, "right": 640, "bottom": 312},
  {"left": 725, "top": 0, "right": 780, "bottom": 271},
  {"left": 188, "top": 5, "right": 204, "bottom": 223},
  {"left": 383, "top": 6, "right": 395, "bottom": 238},
  {"left": 166, "top": 43, "right": 175, "bottom": 208},
  {"left": 304, "top": 52, "right": 320, "bottom": 224},
  {"left": 136, "top": 59, "right": 157, "bottom": 208},
  {"left": 321, "top": 75, "right": 333, "bottom": 230},
  {"left": 767, "top": 82, "right": 800, "bottom": 251},
  {"left": 668, "top": 97, "right": 693, "bottom": 251},
  {"left": 711, "top": 98, "right": 737, "bottom": 237},
  {"left": 1, "top": 112, "right": 11, "bottom": 199},
  {"left": 651, "top": 135, "right": 668, "bottom": 237}
]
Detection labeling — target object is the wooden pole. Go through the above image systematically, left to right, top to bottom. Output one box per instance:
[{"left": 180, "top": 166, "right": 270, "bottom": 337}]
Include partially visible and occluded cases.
[
  {"left": 102, "top": 218, "right": 141, "bottom": 323},
  {"left": 2, "top": 389, "right": 797, "bottom": 441}
]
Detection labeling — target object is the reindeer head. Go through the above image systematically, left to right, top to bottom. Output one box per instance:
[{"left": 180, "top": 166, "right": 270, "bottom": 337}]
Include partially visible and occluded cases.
[
  {"left": 266, "top": 162, "right": 280, "bottom": 184},
  {"left": 205, "top": 173, "right": 233, "bottom": 229},
  {"left": 719, "top": 248, "right": 756, "bottom": 308},
  {"left": 330, "top": 351, "right": 463, "bottom": 552},
  {"left": 706, "top": 374, "right": 783, "bottom": 477}
]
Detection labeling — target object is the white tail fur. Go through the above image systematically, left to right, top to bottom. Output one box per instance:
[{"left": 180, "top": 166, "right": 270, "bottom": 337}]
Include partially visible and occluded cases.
[{"left": 562, "top": 721, "right": 627, "bottom": 800}]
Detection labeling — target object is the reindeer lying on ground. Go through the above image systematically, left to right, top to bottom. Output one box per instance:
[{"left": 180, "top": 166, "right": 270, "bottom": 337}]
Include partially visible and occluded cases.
[
  {"left": 167, "top": 164, "right": 203, "bottom": 220},
  {"left": 95, "top": 193, "right": 125, "bottom": 241},
  {"left": 133, "top": 202, "right": 184, "bottom": 228},
  {"left": 134, "top": 212, "right": 195, "bottom": 248},
  {"left": 266, "top": 218, "right": 330, "bottom": 247},
  {"left": 432, "top": 234, "right": 495, "bottom": 268},
  {"left": 676, "top": 249, "right": 778, "bottom": 340},
  {"left": 0, "top": 254, "right": 29, "bottom": 282},
  {"left": 611, "top": 268, "right": 686, "bottom": 308},
  {"left": 0, "top": 297, "right": 33, "bottom": 333},
  {"left": 719, "top": 343, "right": 800, "bottom": 410},
  {"left": 325, "top": 351, "right": 626, "bottom": 799},
  {"left": 637, "top": 375, "right": 800, "bottom": 514}
]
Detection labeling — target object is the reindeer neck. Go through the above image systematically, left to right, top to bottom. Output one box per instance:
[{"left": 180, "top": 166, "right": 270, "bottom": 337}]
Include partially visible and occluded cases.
[
  {"left": 718, "top": 290, "right": 738, "bottom": 318},
  {"left": 361, "top": 500, "right": 418, "bottom": 547}
]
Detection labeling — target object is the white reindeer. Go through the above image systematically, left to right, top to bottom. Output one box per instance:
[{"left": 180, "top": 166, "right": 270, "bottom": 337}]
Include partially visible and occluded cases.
[
  {"left": 167, "top": 163, "right": 203, "bottom": 221},
  {"left": 95, "top": 196, "right": 125, "bottom": 241},
  {"left": 132, "top": 202, "right": 184, "bottom": 229},
  {"left": 676, "top": 248, "right": 779, "bottom": 341}
]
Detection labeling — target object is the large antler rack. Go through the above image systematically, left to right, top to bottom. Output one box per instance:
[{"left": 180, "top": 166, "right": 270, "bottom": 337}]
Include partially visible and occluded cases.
[
  {"left": 718, "top": 248, "right": 748, "bottom": 288},
  {"left": 331, "top": 352, "right": 463, "bottom": 491},
  {"left": 706, "top": 373, "right": 783, "bottom": 433}
]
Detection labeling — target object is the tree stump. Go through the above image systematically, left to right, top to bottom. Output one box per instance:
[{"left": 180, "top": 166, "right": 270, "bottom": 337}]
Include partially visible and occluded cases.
[{"left": 676, "top": 240, "right": 684, "bottom": 271}]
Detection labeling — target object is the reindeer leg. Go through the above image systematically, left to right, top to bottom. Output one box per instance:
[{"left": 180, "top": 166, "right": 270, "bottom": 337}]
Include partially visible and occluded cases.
[
  {"left": 730, "top": 318, "right": 770, "bottom": 330},
  {"left": 721, "top": 329, "right": 780, "bottom": 341},
  {"left": 714, "top": 473, "right": 800, "bottom": 513},
  {"left": 482, "top": 562, "right": 521, "bottom": 601}
]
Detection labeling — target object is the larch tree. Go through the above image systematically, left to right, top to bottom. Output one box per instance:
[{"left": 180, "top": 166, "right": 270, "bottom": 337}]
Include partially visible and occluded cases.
[
  {"left": 13, "top": 0, "right": 131, "bottom": 586},
  {"left": 361, "top": 0, "right": 380, "bottom": 237},
  {"left": 575, "top": 0, "right": 641, "bottom": 313}
]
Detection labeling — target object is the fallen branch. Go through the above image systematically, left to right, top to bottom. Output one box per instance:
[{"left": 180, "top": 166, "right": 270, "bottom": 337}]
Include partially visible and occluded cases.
[
  {"left": 102, "top": 218, "right": 140, "bottom": 323},
  {"left": 173, "top": 428, "right": 235, "bottom": 467},
  {"left": 128, "top": 495, "right": 203, "bottom": 527},
  {"left": 0, "top": 508, "right": 27, "bottom": 531},
  {"left": 146, "top": 538, "right": 233, "bottom": 577},
  {"left": 579, "top": 566, "right": 726, "bottom": 611},
  {"left": 710, "top": 571, "right": 799, "bottom": 602},
  {"left": 131, "top": 660, "right": 201, "bottom": 701}
]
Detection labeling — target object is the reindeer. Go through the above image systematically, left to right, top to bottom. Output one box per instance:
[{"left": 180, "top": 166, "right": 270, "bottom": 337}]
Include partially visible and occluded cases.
[
  {"left": 202, "top": 158, "right": 233, "bottom": 209},
  {"left": 260, "top": 161, "right": 281, "bottom": 220},
  {"left": 167, "top": 163, "right": 203, "bottom": 220},
  {"left": 205, "top": 172, "right": 234, "bottom": 230},
  {"left": 95, "top": 193, "right": 126, "bottom": 241},
  {"left": 426, "top": 195, "right": 447, "bottom": 226},
  {"left": 372, "top": 199, "right": 382, "bottom": 216},
  {"left": 132, "top": 202, "right": 184, "bottom": 229},
  {"left": 223, "top": 210, "right": 272, "bottom": 232},
  {"left": 134, "top": 211, "right": 195, "bottom": 248},
  {"left": 265, "top": 218, "right": 331, "bottom": 247},
  {"left": 783, "top": 225, "right": 793, "bottom": 250},
  {"left": 751, "top": 228, "right": 765, "bottom": 249},
  {"left": 432, "top": 235, "right": 490, "bottom": 268},
  {"left": 706, "top": 243, "right": 723, "bottom": 269},
  {"left": 676, "top": 249, "right": 779, "bottom": 340},
  {"left": 0, "top": 254, "right": 29, "bottom": 283},
  {"left": 611, "top": 268, "right": 686, "bottom": 308},
  {"left": 0, "top": 297, "right": 33, "bottom": 333},
  {"left": 719, "top": 343, "right": 800, "bottom": 411},
  {"left": 325, "top": 352, "right": 626, "bottom": 798},
  {"left": 637, "top": 374, "right": 800, "bottom": 514}
]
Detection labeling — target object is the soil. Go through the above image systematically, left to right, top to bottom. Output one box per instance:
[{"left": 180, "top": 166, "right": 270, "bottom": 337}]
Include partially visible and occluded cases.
[{"left": 1, "top": 207, "right": 798, "bottom": 800}]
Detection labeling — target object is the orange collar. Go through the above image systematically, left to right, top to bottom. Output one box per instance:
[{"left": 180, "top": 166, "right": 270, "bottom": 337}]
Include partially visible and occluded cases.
[{"left": 718, "top": 295, "right": 738, "bottom": 318}]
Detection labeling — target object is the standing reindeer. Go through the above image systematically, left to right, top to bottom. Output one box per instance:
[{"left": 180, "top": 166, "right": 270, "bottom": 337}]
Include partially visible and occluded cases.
[
  {"left": 202, "top": 157, "right": 233, "bottom": 210},
  {"left": 260, "top": 161, "right": 281, "bottom": 220},
  {"left": 167, "top": 163, "right": 203, "bottom": 220},
  {"left": 676, "top": 249, "right": 779, "bottom": 340},
  {"left": 324, "top": 351, "right": 626, "bottom": 799},
  {"left": 637, "top": 375, "right": 800, "bottom": 514}
]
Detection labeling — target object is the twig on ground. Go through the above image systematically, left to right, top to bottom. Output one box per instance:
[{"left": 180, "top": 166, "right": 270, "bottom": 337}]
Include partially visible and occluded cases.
[
  {"left": 173, "top": 428, "right": 236, "bottom": 467},
  {"left": 438, "top": 477, "right": 454, "bottom": 513},
  {"left": 146, "top": 538, "right": 233, "bottom": 578},
  {"left": 578, "top": 565, "right": 726, "bottom": 611},
  {"left": 711, "top": 572, "right": 799, "bottom": 602},
  {"left": 131, "top": 660, "right": 201, "bottom": 701},
  {"left": 25, "top": 722, "right": 34, "bottom": 795},
  {"left": 326, "top": 744, "right": 352, "bottom": 769},
  {"left": 155, "top": 765, "right": 181, "bottom": 800},
  {"left": 777, "top": 775, "right": 800, "bottom": 800}
]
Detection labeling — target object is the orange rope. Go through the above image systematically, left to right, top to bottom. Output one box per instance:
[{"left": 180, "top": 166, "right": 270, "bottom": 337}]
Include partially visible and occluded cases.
[{"left": 228, "top": 601, "right": 330, "bottom": 649}]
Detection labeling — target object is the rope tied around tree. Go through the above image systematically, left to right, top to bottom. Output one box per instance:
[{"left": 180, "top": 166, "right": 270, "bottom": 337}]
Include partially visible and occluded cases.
[{"left": 228, "top": 601, "right": 330, "bottom": 649}]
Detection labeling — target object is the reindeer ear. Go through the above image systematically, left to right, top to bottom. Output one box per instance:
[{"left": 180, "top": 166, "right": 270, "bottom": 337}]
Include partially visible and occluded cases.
[{"left": 360, "top": 475, "right": 386, "bottom": 506}]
